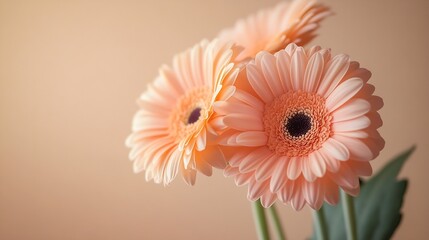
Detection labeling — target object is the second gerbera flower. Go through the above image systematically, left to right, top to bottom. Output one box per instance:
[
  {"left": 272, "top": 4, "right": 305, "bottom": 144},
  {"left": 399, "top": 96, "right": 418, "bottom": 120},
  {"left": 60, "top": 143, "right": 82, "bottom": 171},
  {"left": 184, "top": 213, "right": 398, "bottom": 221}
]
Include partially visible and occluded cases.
[
  {"left": 126, "top": 39, "right": 240, "bottom": 186},
  {"left": 216, "top": 44, "right": 384, "bottom": 209}
]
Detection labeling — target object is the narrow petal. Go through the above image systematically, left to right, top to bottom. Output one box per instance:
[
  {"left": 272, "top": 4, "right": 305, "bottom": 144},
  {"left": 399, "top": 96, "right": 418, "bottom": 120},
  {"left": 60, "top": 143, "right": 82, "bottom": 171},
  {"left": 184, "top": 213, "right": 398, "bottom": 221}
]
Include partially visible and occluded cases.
[
  {"left": 290, "top": 47, "right": 307, "bottom": 91},
  {"left": 276, "top": 50, "right": 293, "bottom": 92},
  {"left": 303, "top": 52, "right": 324, "bottom": 92},
  {"left": 261, "top": 53, "right": 284, "bottom": 97},
  {"left": 317, "top": 54, "right": 350, "bottom": 97},
  {"left": 247, "top": 63, "right": 274, "bottom": 103},
  {"left": 326, "top": 77, "right": 364, "bottom": 112},
  {"left": 332, "top": 99, "right": 370, "bottom": 122},
  {"left": 223, "top": 114, "right": 264, "bottom": 131},
  {"left": 333, "top": 116, "right": 371, "bottom": 132},
  {"left": 236, "top": 131, "right": 268, "bottom": 147},
  {"left": 333, "top": 135, "right": 374, "bottom": 161},
  {"left": 322, "top": 138, "right": 350, "bottom": 161},
  {"left": 239, "top": 147, "right": 272, "bottom": 173},
  {"left": 309, "top": 151, "right": 327, "bottom": 177},
  {"left": 255, "top": 154, "right": 278, "bottom": 181},
  {"left": 270, "top": 156, "right": 289, "bottom": 192},
  {"left": 302, "top": 156, "right": 317, "bottom": 182},
  {"left": 287, "top": 157, "right": 302, "bottom": 180},
  {"left": 248, "top": 179, "right": 270, "bottom": 201},
  {"left": 260, "top": 191, "right": 277, "bottom": 208}
]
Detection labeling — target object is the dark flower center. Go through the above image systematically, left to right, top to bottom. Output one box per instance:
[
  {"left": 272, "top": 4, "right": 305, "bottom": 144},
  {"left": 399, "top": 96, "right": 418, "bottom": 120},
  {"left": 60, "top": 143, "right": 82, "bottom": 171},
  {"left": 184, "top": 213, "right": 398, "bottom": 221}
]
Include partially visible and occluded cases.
[
  {"left": 187, "top": 107, "right": 202, "bottom": 124},
  {"left": 284, "top": 112, "right": 312, "bottom": 137}
]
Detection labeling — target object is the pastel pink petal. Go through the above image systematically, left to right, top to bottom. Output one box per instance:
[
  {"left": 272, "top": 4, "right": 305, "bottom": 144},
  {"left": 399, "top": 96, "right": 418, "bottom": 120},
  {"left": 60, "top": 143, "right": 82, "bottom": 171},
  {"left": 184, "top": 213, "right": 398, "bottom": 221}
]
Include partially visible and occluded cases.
[
  {"left": 285, "top": 43, "right": 298, "bottom": 56},
  {"left": 290, "top": 47, "right": 307, "bottom": 91},
  {"left": 275, "top": 50, "right": 293, "bottom": 92},
  {"left": 303, "top": 52, "right": 324, "bottom": 92},
  {"left": 261, "top": 53, "right": 284, "bottom": 97},
  {"left": 317, "top": 54, "right": 350, "bottom": 97},
  {"left": 247, "top": 63, "right": 274, "bottom": 103},
  {"left": 159, "top": 65, "right": 185, "bottom": 94},
  {"left": 326, "top": 77, "right": 364, "bottom": 112},
  {"left": 218, "top": 85, "right": 236, "bottom": 101},
  {"left": 233, "top": 89, "right": 265, "bottom": 110},
  {"left": 332, "top": 99, "right": 371, "bottom": 123},
  {"left": 214, "top": 101, "right": 261, "bottom": 115},
  {"left": 132, "top": 114, "right": 168, "bottom": 131},
  {"left": 223, "top": 114, "right": 264, "bottom": 131},
  {"left": 209, "top": 116, "right": 227, "bottom": 132},
  {"left": 333, "top": 116, "right": 371, "bottom": 132},
  {"left": 196, "top": 128, "right": 207, "bottom": 151},
  {"left": 337, "top": 130, "right": 369, "bottom": 139},
  {"left": 217, "top": 131, "right": 240, "bottom": 146},
  {"left": 236, "top": 131, "right": 268, "bottom": 147},
  {"left": 333, "top": 135, "right": 374, "bottom": 161},
  {"left": 322, "top": 138, "right": 350, "bottom": 161},
  {"left": 150, "top": 144, "right": 175, "bottom": 173},
  {"left": 202, "top": 146, "right": 227, "bottom": 169},
  {"left": 239, "top": 147, "right": 272, "bottom": 172},
  {"left": 319, "top": 148, "right": 340, "bottom": 173},
  {"left": 228, "top": 150, "right": 252, "bottom": 167},
  {"left": 309, "top": 151, "right": 327, "bottom": 177},
  {"left": 255, "top": 154, "right": 278, "bottom": 181},
  {"left": 270, "top": 156, "right": 289, "bottom": 192},
  {"left": 287, "top": 157, "right": 302, "bottom": 180},
  {"left": 302, "top": 157, "right": 317, "bottom": 182},
  {"left": 196, "top": 160, "right": 213, "bottom": 176},
  {"left": 348, "top": 160, "right": 373, "bottom": 176},
  {"left": 329, "top": 164, "right": 359, "bottom": 189},
  {"left": 181, "top": 166, "right": 197, "bottom": 186},
  {"left": 224, "top": 166, "right": 239, "bottom": 177},
  {"left": 145, "top": 168, "right": 154, "bottom": 182},
  {"left": 234, "top": 172, "right": 253, "bottom": 186},
  {"left": 248, "top": 179, "right": 270, "bottom": 201},
  {"left": 278, "top": 180, "right": 295, "bottom": 203},
  {"left": 304, "top": 181, "right": 324, "bottom": 210},
  {"left": 324, "top": 181, "right": 339, "bottom": 205},
  {"left": 291, "top": 185, "right": 306, "bottom": 211},
  {"left": 343, "top": 186, "right": 360, "bottom": 197},
  {"left": 260, "top": 191, "right": 277, "bottom": 208}
]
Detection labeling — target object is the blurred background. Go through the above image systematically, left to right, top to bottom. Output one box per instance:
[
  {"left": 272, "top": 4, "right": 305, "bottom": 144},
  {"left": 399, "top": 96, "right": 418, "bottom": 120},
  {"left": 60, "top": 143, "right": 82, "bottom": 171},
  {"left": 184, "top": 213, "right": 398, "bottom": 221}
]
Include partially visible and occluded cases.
[{"left": 1, "top": 0, "right": 428, "bottom": 239}]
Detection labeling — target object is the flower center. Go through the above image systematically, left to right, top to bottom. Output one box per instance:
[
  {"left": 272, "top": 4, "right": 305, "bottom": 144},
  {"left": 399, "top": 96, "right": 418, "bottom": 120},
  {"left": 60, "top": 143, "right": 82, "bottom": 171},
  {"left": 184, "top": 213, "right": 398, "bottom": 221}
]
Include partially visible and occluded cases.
[
  {"left": 169, "top": 87, "right": 212, "bottom": 142},
  {"left": 263, "top": 91, "right": 332, "bottom": 157},
  {"left": 187, "top": 107, "right": 202, "bottom": 124},
  {"left": 284, "top": 112, "right": 312, "bottom": 138}
]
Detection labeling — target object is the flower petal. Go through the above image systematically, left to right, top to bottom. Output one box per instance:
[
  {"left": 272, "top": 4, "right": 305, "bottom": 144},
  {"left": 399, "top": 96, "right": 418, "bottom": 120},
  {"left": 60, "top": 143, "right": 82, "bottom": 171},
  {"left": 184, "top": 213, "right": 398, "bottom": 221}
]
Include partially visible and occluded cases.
[{"left": 326, "top": 77, "right": 364, "bottom": 112}]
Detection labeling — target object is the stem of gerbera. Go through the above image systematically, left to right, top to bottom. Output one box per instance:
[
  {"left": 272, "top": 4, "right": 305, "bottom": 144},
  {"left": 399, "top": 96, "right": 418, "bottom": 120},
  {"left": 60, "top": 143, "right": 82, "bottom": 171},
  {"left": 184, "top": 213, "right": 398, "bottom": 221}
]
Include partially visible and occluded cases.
[
  {"left": 341, "top": 190, "right": 357, "bottom": 240},
  {"left": 252, "top": 200, "right": 270, "bottom": 240},
  {"left": 268, "top": 204, "right": 286, "bottom": 240},
  {"left": 313, "top": 207, "right": 328, "bottom": 240}
]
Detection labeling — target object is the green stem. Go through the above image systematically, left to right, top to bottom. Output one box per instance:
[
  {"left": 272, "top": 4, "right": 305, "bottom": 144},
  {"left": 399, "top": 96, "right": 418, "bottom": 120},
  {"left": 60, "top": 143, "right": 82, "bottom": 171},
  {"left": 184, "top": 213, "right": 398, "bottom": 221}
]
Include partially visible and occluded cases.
[
  {"left": 341, "top": 190, "right": 357, "bottom": 240},
  {"left": 252, "top": 200, "right": 270, "bottom": 240},
  {"left": 268, "top": 204, "right": 286, "bottom": 240},
  {"left": 313, "top": 207, "right": 328, "bottom": 240}
]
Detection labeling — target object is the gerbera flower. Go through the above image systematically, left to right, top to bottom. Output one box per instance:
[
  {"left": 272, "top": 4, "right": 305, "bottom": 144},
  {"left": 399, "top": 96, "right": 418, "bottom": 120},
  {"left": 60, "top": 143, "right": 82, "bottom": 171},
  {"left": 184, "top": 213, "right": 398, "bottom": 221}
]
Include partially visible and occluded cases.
[
  {"left": 219, "top": 0, "right": 331, "bottom": 62},
  {"left": 126, "top": 39, "right": 240, "bottom": 186},
  {"left": 216, "top": 44, "right": 384, "bottom": 209}
]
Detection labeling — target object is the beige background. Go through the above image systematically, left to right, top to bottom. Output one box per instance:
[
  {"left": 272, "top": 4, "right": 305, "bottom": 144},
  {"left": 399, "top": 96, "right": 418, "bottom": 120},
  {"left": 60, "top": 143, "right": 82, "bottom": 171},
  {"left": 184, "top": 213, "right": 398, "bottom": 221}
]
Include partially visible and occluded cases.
[{"left": 1, "top": 0, "right": 428, "bottom": 239}]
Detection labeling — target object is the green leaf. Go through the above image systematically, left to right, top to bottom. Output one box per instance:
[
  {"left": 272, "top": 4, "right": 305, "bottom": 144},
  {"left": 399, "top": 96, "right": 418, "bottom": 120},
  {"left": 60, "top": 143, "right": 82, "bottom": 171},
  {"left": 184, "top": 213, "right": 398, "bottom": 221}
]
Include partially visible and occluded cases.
[{"left": 311, "top": 146, "right": 415, "bottom": 240}]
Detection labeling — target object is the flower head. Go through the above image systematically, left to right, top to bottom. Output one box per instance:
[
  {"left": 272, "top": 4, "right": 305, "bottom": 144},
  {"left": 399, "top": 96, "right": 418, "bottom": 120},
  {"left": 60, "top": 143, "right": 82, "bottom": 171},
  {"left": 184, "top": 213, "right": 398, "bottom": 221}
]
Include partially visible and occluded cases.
[
  {"left": 219, "top": 0, "right": 331, "bottom": 62},
  {"left": 126, "top": 39, "right": 240, "bottom": 186},
  {"left": 216, "top": 44, "right": 384, "bottom": 209}
]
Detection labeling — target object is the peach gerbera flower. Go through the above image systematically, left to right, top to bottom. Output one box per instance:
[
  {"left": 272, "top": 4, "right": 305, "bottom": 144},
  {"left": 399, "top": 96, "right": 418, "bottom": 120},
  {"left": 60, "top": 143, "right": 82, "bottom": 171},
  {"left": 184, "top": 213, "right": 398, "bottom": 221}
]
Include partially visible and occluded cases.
[
  {"left": 219, "top": 0, "right": 331, "bottom": 62},
  {"left": 126, "top": 39, "right": 240, "bottom": 186},
  {"left": 216, "top": 44, "right": 384, "bottom": 209}
]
